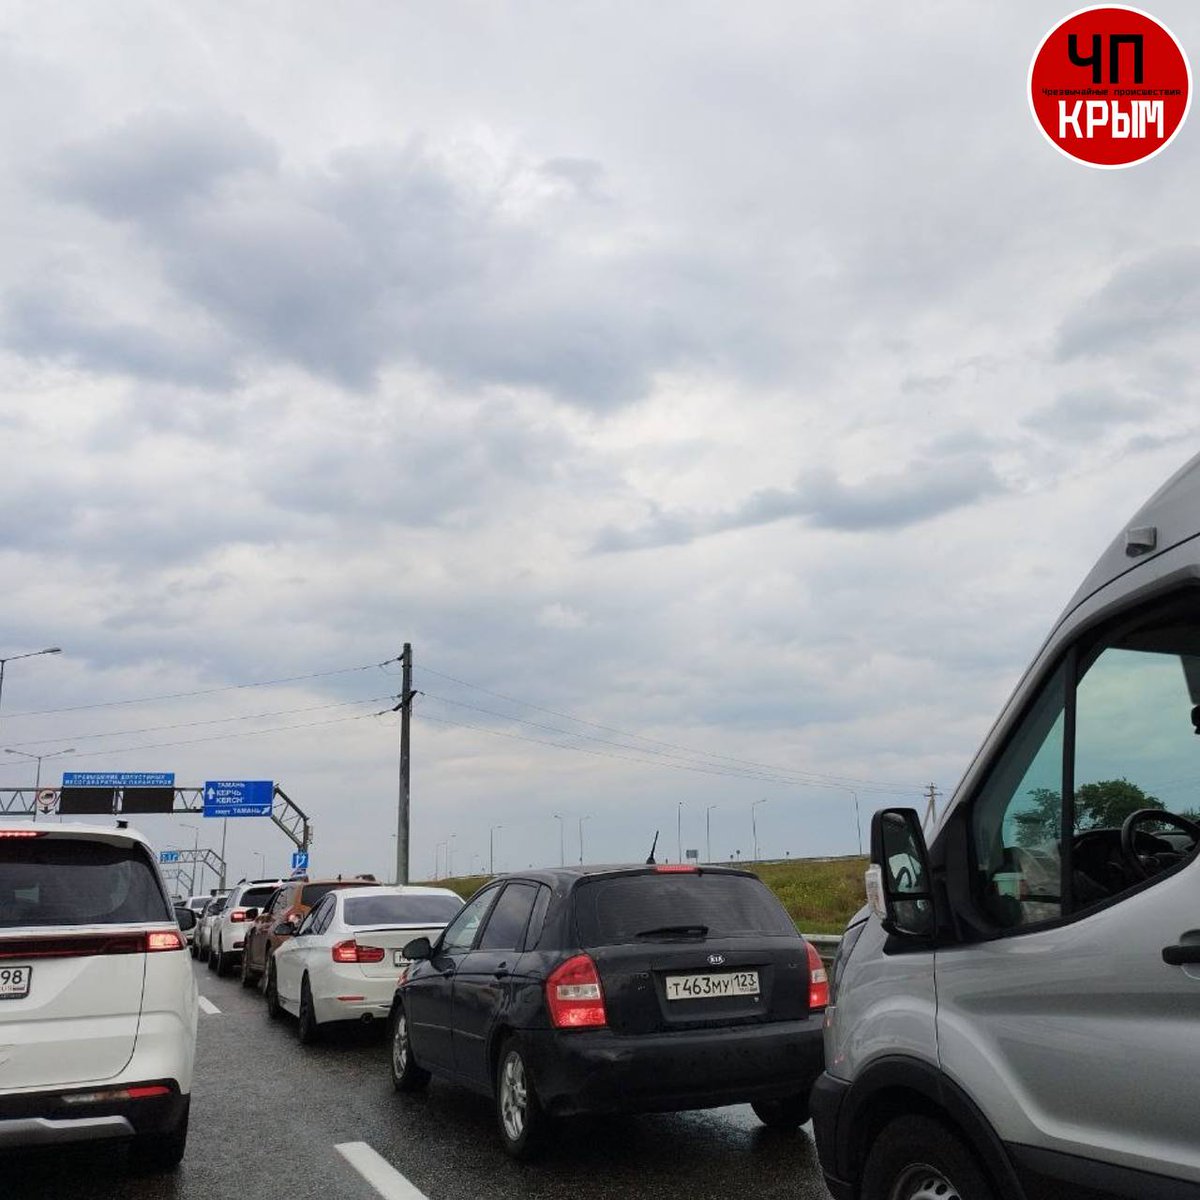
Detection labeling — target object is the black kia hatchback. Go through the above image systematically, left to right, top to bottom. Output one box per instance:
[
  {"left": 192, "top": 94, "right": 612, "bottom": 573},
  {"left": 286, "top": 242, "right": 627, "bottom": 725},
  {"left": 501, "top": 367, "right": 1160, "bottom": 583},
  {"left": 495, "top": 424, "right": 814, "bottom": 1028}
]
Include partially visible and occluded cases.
[{"left": 388, "top": 863, "right": 828, "bottom": 1158}]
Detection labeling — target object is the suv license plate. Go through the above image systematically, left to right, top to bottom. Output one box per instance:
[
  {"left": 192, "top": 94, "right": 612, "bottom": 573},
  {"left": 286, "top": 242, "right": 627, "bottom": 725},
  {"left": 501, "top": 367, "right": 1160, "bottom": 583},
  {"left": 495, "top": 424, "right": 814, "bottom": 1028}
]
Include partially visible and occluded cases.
[
  {"left": 0, "top": 966, "right": 31, "bottom": 1000},
  {"left": 665, "top": 970, "right": 759, "bottom": 1000}
]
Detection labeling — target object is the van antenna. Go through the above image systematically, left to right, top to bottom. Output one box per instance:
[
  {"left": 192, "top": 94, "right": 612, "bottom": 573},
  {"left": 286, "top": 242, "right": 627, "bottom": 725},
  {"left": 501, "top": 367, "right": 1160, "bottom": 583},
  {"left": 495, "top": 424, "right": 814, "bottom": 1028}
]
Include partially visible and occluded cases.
[{"left": 645, "top": 830, "right": 659, "bottom": 865}]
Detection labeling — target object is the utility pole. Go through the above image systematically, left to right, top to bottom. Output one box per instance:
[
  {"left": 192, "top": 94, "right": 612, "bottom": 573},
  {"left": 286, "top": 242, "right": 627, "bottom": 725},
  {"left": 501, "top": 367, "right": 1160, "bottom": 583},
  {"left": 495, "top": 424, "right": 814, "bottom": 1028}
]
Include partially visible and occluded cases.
[
  {"left": 393, "top": 643, "right": 414, "bottom": 885},
  {"left": 923, "top": 783, "right": 941, "bottom": 830},
  {"left": 751, "top": 798, "right": 766, "bottom": 862},
  {"left": 676, "top": 801, "right": 683, "bottom": 863},
  {"left": 706, "top": 804, "right": 717, "bottom": 862},
  {"left": 554, "top": 813, "right": 565, "bottom": 866},
  {"left": 579, "top": 814, "right": 590, "bottom": 864},
  {"left": 490, "top": 824, "right": 502, "bottom": 874}
]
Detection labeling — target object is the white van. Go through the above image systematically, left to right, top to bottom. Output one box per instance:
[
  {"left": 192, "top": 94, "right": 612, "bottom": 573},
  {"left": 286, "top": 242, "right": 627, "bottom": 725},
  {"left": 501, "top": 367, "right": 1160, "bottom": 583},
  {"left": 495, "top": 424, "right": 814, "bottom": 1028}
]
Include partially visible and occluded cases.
[
  {"left": 813, "top": 454, "right": 1200, "bottom": 1200},
  {"left": 0, "top": 823, "right": 198, "bottom": 1171}
]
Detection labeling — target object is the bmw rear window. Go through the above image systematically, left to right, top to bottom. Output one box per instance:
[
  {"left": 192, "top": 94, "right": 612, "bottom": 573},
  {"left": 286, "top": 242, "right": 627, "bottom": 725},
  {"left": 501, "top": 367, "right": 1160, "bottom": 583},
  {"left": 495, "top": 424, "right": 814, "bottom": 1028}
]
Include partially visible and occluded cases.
[
  {"left": 0, "top": 838, "right": 172, "bottom": 927},
  {"left": 573, "top": 871, "right": 797, "bottom": 945},
  {"left": 343, "top": 894, "right": 463, "bottom": 926}
]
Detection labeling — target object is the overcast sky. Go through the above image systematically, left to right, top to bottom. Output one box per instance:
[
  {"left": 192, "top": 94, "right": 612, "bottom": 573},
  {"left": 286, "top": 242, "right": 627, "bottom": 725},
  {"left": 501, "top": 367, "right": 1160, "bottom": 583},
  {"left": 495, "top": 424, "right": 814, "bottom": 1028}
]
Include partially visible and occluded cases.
[{"left": 2, "top": 1, "right": 1198, "bottom": 887}]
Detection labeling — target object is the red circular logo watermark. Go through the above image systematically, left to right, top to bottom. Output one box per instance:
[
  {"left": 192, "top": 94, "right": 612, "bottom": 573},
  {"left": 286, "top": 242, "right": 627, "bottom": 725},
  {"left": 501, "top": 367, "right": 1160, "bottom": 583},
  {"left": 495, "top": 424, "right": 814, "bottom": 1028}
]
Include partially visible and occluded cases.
[{"left": 1029, "top": 6, "right": 1191, "bottom": 167}]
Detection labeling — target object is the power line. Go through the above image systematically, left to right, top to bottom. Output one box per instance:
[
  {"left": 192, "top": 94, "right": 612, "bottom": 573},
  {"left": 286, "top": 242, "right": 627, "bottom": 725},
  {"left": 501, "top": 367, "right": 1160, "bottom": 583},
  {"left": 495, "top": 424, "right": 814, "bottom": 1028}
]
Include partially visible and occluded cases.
[
  {"left": 6, "top": 659, "right": 396, "bottom": 719},
  {"left": 419, "top": 663, "right": 919, "bottom": 794},
  {"left": 1, "top": 694, "right": 395, "bottom": 751},
  {"left": 415, "top": 708, "right": 923, "bottom": 798}
]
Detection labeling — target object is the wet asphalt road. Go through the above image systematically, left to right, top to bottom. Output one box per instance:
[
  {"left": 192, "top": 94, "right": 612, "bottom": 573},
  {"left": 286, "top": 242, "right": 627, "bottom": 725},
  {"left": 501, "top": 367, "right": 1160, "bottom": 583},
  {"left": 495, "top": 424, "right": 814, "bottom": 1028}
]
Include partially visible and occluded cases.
[{"left": 5, "top": 959, "right": 834, "bottom": 1200}]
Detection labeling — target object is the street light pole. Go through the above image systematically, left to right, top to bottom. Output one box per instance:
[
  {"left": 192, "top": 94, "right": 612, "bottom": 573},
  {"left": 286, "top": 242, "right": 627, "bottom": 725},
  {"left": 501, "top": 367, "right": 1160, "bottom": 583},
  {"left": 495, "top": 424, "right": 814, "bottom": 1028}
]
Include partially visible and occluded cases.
[
  {"left": 0, "top": 647, "right": 62, "bottom": 732},
  {"left": 5, "top": 747, "right": 74, "bottom": 823},
  {"left": 751, "top": 799, "right": 766, "bottom": 863},
  {"left": 677, "top": 801, "right": 683, "bottom": 864},
  {"left": 706, "top": 804, "right": 717, "bottom": 862},
  {"left": 553, "top": 813, "right": 565, "bottom": 867},
  {"left": 579, "top": 814, "right": 591, "bottom": 864},
  {"left": 490, "top": 824, "right": 502, "bottom": 874}
]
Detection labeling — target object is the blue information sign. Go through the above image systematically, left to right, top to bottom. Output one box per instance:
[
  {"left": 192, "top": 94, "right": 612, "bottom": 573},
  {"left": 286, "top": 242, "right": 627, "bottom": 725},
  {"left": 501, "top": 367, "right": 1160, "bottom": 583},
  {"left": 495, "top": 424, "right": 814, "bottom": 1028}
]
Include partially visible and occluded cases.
[
  {"left": 63, "top": 772, "right": 175, "bottom": 788},
  {"left": 203, "top": 780, "right": 273, "bottom": 818},
  {"left": 159, "top": 849, "right": 181, "bottom": 864},
  {"left": 291, "top": 850, "right": 309, "bottom": 871}
]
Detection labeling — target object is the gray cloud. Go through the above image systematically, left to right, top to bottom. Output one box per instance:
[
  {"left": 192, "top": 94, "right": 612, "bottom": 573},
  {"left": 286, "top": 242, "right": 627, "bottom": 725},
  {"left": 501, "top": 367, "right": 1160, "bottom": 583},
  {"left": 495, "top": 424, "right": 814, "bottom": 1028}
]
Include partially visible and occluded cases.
[
  {"left": 1054, "top": 247, "right": 1200, "bottom": 362},
  {"left": 1025, "top": 387, "right": 1145, "bottom": 439},
  {"left": 593, "top": 455, "right": 1006, "bottom": 551}
]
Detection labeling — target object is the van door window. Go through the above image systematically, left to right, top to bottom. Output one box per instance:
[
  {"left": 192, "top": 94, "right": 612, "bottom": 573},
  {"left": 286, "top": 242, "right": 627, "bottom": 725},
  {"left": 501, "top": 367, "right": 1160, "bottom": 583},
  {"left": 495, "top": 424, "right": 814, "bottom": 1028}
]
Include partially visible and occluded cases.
[
  {"left": 1070, "top": 603, "right": 1200, "bottom": 908},
  {"left": 970, "top": 662, "right": 1066, "bottom": 929}
]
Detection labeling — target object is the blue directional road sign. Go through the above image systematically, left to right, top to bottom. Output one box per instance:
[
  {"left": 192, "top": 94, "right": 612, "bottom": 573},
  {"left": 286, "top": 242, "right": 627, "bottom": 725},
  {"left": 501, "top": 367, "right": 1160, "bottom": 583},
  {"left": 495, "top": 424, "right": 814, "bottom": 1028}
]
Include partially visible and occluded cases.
[
  {"left": 63, "top": 772, "right": 174, "bottom": 788},
  {"left": 203, "top": 780, "right": 274, "bottom": 818},
  {"left": 159, "top": 849, "right": 181, "bottom": 864},
  {"left": 291, "top": 850, "right": 309, "bottom": 871}
]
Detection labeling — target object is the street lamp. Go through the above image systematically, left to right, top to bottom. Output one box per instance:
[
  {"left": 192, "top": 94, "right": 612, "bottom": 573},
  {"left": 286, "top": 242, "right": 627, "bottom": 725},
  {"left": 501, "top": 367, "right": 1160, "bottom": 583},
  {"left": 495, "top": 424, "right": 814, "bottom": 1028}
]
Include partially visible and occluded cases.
[
  {"left": 0, "top": 648, "right": 62, "bottom": 728},
  {"left": 5, "top": 746, "right": 74, "bottom": 823},
  {"left": 751, "top": 799, "right": 767, "bottom": 862},
  {"left": 677, "top": 801, "right": 683, "bottom": 864},
  {"left": 706, "top": 804, "right": 718, "bottom": 862},
  {"left": 553, "top": 813, "right": 565, "bottom": 867},
  {"left": 578, "top": 814, "right": 591, "bottom": 864},
  {"left": 490, "top": 824, "right": 502, "bottom": 874},
  {"left": 447, "top": 833, "right": 457, "bottom": 878},
  {"left": 253, "top": 851, "right": 265, "bottom": 877}
]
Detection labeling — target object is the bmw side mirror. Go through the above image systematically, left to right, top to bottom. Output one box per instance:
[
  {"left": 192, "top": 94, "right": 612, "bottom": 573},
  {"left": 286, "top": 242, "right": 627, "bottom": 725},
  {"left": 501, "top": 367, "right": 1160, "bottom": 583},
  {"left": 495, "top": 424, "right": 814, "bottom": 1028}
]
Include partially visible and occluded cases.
[
  {"left": 868, "top": 808, "right": 936, "bottom": 939},
  {"left": 174, "top": 907, "right": 198, "bottom": 931},
  {"left": 273, "top": 921, "right": 296, "bottom": 936},
  {"left": 403, "top": 936, "right": 432, "bottom": 961}
]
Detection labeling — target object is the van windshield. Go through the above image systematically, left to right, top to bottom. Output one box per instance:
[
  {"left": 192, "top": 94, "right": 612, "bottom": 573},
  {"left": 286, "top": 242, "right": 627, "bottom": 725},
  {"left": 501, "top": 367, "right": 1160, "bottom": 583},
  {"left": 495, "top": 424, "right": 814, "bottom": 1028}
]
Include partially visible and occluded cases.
[{"left": 0, "top": 838, "right": 172, "bottom": 928}]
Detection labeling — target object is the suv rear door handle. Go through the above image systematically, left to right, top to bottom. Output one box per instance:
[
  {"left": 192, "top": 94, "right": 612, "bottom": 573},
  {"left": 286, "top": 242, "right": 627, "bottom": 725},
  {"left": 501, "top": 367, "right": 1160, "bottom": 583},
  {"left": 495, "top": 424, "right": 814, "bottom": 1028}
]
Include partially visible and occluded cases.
[
  {"left": 1162, "top": 943, "right": 1200, "bottom": 966},
  {"left": 493, "top": 968, "right": 510, "bottom": 979}
]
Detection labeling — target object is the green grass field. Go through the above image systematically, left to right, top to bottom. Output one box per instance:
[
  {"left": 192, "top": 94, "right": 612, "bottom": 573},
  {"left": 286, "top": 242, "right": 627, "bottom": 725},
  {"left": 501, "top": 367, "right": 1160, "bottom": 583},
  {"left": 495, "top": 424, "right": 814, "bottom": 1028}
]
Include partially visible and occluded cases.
[{"left": 420, "top": 856, "right": 868, "bottom": 936}]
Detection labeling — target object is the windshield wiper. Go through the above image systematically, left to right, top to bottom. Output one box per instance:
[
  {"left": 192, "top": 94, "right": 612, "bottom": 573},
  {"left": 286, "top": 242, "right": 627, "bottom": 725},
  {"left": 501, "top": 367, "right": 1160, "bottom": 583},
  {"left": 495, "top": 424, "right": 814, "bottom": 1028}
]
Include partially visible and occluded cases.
[{"left": 634, "top": 924, "right": 709, "bottom": 939}]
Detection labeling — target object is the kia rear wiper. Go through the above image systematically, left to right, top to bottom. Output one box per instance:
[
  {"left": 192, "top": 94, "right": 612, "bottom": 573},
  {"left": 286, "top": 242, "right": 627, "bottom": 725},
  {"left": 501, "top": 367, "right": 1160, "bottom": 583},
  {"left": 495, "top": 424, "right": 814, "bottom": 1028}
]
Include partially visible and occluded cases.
[{"left": 634, "top": 924, "right": 709, "bottom": 939}]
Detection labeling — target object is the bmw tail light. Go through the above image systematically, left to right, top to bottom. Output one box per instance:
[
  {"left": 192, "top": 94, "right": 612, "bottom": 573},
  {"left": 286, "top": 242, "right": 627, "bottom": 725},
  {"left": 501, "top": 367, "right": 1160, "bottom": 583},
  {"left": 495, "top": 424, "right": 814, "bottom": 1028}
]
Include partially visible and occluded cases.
[
  {"left": 332, "top": 939, "right": 385, "bottom": 964},
  {"left": 805, "top": 941, "right": 829, "bottom": 1010},
  {"left": 546, "top": 954, "right": 607, "bottom": 1029}
]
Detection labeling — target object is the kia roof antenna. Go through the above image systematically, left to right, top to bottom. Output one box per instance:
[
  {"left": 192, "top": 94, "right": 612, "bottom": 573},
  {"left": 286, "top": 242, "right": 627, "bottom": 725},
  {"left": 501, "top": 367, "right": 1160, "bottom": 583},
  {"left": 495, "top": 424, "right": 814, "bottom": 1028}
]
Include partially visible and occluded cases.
[{"left": 645, "top": 830, "right": 659, "bottom": 865}]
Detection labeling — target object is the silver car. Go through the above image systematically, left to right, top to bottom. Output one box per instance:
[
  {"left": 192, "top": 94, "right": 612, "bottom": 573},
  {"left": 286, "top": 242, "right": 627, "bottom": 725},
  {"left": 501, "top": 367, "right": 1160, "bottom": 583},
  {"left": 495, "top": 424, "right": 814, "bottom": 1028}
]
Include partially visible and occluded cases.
[{"left": 813, "top": 452, "right": 1200, "bottom": 1200}]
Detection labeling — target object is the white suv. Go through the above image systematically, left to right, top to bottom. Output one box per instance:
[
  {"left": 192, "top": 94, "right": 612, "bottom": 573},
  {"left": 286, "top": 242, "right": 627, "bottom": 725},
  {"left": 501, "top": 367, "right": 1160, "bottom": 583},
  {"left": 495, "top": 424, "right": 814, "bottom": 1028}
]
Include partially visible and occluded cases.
[
  {"left": 0, "top": 822, "right": 198, "bottom": 1172},
  {"left": 207, "top": 878, "right": 288, "bottom": 977}
]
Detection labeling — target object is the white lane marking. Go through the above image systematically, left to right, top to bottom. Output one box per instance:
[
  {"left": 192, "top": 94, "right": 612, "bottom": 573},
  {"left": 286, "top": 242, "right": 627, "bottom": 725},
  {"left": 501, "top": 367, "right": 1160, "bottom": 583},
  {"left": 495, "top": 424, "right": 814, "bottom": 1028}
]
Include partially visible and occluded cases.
[
  {"left": 198, "top": 995, "right": 221, "bottom": 1015},
  {"left": 335, "top": 1141, "right": 429, "bottom": 1200}
]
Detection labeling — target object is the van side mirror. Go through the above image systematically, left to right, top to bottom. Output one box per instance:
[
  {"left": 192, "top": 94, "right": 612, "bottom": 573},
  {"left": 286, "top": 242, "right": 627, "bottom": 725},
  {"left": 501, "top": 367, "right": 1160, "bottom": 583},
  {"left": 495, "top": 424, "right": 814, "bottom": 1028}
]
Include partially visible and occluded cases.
[
  {"left": 868, "top": 808, "right": 936, "bottom": 939},
  {"left": 174, "top": 906, "right": 198, "bottom": 931},
  {"left": 403, "top": 936, "right": 432, "bottom": 961}
]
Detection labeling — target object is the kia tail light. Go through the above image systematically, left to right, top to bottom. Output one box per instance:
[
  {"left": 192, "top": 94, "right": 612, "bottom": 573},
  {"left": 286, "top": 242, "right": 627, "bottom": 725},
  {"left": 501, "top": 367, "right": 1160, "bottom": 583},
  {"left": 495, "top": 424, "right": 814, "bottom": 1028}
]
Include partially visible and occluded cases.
[
  {"left": 805, "top": 940, "right": 829, "bottom": 1010},
  {"left": 546, "top": 954, "right": 607, "bottom": 1029}
]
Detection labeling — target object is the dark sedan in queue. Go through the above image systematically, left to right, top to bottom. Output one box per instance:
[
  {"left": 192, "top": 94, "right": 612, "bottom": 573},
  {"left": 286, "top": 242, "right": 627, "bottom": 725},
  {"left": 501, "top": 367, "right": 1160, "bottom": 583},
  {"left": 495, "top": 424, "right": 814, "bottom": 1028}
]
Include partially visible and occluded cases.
[{"left": 387, "top": 862, "right": 828, "bottom": 1158}]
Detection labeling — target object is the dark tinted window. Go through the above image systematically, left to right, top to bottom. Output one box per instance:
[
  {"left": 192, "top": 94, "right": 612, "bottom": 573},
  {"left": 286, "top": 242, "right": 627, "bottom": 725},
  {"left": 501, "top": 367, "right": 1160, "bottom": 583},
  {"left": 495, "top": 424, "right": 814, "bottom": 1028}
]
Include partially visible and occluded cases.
[
  {"left": 0, "top": 838, "right": 171, "bottom": 928},
  {"left": 574, "top": 872, "right": 797, "bottom": 945},
  {"left": 301, "top": 882, "right": 367, "bottom": 907},
  {"left": 477, "top": 883, "right": 539, "bottom": 951},
  {"left": 239, "top": 886, "right": 276, "bottom": 909},
  {"left": 343, "top": 894, "right": 462, "bottom": 927}
]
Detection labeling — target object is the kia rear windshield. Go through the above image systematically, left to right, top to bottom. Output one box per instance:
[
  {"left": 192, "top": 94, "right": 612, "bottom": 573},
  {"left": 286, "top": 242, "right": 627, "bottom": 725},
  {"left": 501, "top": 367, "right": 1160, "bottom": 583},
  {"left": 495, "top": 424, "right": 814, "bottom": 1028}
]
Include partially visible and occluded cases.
[
  {"left": 0, "top": 839, "right": 172, "bottom": 928},
  {"left": 574, "top": 872, "right": 797, "bottom": 945},
  {"left": 240, "top": 887, "right": 276, "bottom": 908},
  {"left": 343, "top": 894, "right": 463, "bottom": 927}
]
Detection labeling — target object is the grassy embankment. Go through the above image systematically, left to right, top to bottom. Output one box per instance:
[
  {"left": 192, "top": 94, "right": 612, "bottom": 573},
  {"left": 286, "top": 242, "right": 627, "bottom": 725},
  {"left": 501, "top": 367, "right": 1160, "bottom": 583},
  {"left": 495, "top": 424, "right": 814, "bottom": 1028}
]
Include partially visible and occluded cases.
[{"left": 420, "top": 855, "right": 869, "bottom": 936}]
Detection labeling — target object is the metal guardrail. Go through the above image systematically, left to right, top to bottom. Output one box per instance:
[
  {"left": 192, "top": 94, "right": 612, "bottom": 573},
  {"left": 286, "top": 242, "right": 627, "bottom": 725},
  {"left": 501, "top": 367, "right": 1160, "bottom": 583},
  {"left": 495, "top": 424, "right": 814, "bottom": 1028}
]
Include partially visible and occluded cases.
[{"left": 801, "top": 933, "right": 843, "bottom": 965}]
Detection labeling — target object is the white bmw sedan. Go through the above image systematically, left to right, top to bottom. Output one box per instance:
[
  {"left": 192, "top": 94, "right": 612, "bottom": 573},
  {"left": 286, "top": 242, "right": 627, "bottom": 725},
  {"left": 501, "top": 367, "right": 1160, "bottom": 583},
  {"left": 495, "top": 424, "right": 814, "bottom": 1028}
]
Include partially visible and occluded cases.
[{"left": 266, "top": 885, "right": 462, "bottom": 1042}]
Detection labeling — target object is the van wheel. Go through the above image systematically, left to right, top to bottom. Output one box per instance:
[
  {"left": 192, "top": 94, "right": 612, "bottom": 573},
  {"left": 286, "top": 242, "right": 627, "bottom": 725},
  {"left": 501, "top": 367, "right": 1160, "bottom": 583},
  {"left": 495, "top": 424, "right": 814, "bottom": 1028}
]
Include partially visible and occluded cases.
[
  {"left": 265, "top": 963, "right": 282, "bottom": 1020},
  {"left": 297, "top": 975, "right": 321, "bottom": 1044},
  {"left": 389, "top": 1004, "right": 430, "bottom": 1092},
  {"left": 495, "top": 1037, "right": 547, "bottom": 1160},
  {"left": 751, "top": 1092, "right": 810, "bottom": 1129},
  {"left": 128, "top": 1108, "right": 188, "bottom": 1174},
  {"left": 861, "top": 1115, "right": 996, "bottom": 1200}
]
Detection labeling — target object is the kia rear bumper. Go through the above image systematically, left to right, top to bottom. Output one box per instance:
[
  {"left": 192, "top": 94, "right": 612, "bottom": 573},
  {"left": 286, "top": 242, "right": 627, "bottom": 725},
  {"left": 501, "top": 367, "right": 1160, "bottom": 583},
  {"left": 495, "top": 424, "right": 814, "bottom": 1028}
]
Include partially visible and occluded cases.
[{"left": 524, "top": 1015, "right": 825, "bottom": 1117}]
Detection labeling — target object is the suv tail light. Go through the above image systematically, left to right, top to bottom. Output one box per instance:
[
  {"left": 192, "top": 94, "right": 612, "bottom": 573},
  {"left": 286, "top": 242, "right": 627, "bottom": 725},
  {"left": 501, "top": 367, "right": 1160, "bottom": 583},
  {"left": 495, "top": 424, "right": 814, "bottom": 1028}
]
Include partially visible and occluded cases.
[
  {"left": 653, "top": 864, "right": 698, "bottom": 873},
  {"left": 229, "top": 909, "right": 248, "bottom": 923},
  {"left": 0, "top": 930, "right": 184, "bottom": 959},
  {"left": 332, "top": 939, "right": 385, "bottom": 964},
  {"left": 805, "top": 940, "right": 829, "bottom": 1010},
  {"left": 546, "top": 954, "right": 607, "bottom": 1029}
]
